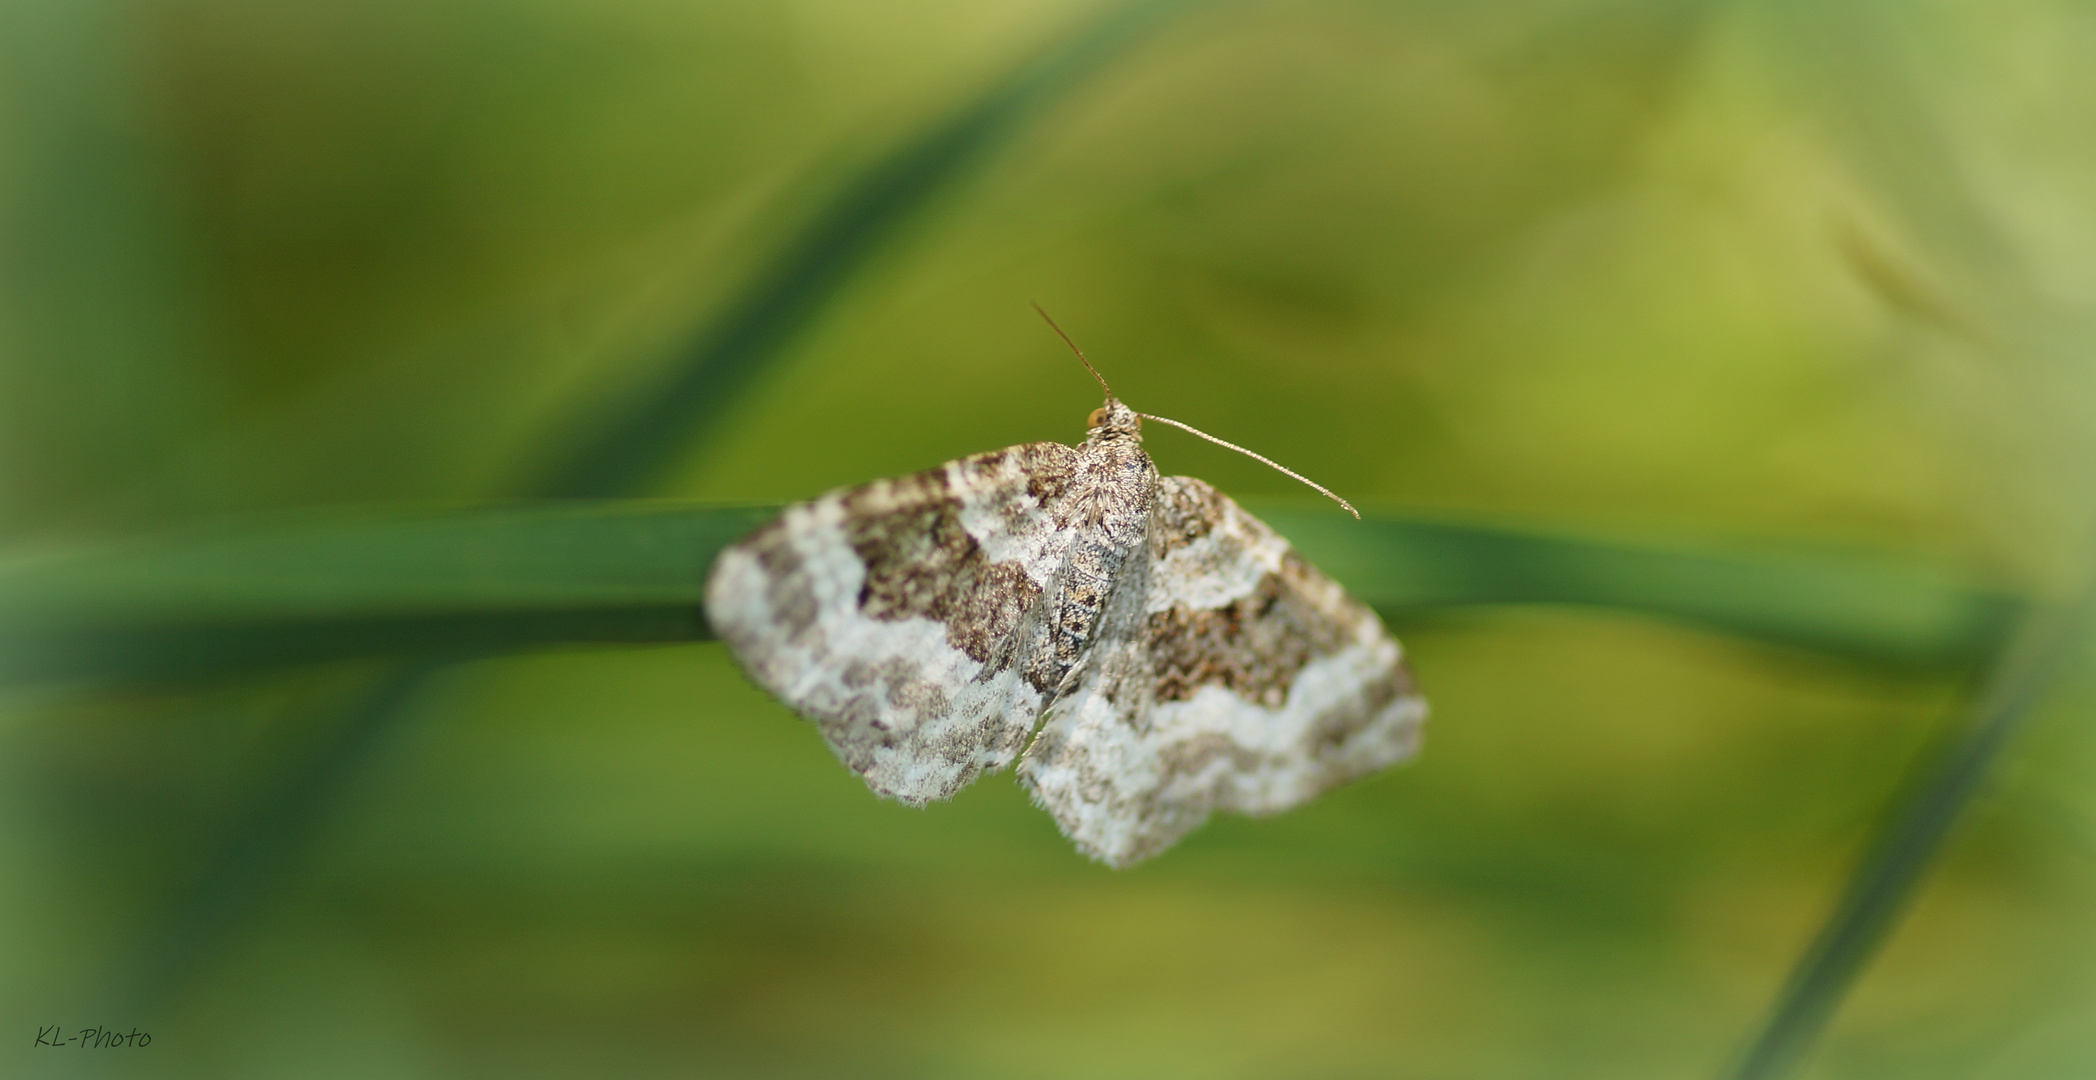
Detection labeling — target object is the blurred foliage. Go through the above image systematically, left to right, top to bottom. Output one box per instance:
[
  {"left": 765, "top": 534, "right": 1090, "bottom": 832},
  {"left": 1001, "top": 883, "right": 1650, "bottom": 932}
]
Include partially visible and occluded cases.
[{"left": 6, "top": 0, "right": 2096, "bottom": 1078}]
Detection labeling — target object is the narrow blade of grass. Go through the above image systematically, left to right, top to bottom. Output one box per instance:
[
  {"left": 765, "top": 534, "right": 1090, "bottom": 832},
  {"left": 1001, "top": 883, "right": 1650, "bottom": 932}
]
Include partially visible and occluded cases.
[
  {"left": 0, "top": 502, "right": 2017, "bottom": 688},
  {"left": 0, "top": 502, "right": 772, "bottom": 684},
  {"left": 1262, "top": 509, "right": 2017, "bottom": 667},
  {"left": 1720, "top": 582, "right": 2096, "bottom": 1080}
]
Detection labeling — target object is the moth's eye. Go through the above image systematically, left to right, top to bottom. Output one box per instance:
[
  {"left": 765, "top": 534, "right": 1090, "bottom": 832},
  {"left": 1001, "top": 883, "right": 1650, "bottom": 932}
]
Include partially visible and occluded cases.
[{"left": 1087, "top": 407, "right": 1109, "bottom": 428}]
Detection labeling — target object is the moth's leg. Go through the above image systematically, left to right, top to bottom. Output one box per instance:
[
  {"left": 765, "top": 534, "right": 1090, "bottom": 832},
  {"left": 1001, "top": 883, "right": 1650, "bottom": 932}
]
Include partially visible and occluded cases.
[{"left": 1040, "top": 655, "right": 1089, "bottom": 712}]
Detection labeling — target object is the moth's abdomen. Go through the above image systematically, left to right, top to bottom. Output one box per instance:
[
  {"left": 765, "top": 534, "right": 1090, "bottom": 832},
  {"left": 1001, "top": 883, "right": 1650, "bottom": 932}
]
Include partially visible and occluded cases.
[{"left": 1038, "top": 535, "right": 1128, "bottom": 696}]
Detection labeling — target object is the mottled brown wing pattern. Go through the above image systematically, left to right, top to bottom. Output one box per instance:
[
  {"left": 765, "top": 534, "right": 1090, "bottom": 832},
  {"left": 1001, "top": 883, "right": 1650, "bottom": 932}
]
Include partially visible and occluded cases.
[
  {"left": 708, "top": 396, "right": 1424, "bottom": 866},
  {"left": 704, "top": 441, "right": 1083, "bottom": 805},
  {"left": 1019, "top": 476, "right": 1425, "bottom": 867}
]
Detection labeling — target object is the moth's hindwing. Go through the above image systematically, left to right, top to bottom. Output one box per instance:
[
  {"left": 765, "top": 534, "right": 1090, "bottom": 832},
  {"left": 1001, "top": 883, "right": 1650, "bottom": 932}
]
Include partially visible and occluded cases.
[
  {"left": 704, "top": 442, "right": 1082, "bottom": 804},
  {"left": 1019, "top": 476, "right": 1426, "bottom": 867}
]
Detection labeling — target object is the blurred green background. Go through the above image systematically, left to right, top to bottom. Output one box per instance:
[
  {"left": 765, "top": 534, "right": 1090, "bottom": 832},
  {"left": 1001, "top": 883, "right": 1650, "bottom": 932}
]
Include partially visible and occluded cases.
[{"left": 7, "top": 0, "right": 2096, "bottom": 1077}]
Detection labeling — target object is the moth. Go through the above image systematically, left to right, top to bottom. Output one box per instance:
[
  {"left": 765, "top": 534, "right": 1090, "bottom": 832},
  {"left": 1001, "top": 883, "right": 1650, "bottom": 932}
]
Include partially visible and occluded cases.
[{"left": 704, "top": 314, "right": 1425, "bottom": 866}]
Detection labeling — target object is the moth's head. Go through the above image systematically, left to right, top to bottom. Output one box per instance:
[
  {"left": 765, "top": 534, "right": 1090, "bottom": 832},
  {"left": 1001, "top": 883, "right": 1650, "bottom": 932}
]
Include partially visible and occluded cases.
[{"left": 1086, "top": 398, "right": 1142, "bottom": 442}]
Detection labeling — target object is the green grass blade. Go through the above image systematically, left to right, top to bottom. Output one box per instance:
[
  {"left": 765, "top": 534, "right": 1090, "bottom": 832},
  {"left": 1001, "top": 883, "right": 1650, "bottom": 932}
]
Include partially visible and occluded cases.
[
  {"left": 534, "top": 0, "right": 1191, "bottom": 498},
  {"left": 0, "top": 503, "right": 771, "bottom": 684},
  {"left": 1, "top": 503, "right": 2016, "bottom": 688},
  {"left": 1263, "top": 509, "right": 2017, "bottom": 667},
  {"left": 1720, "top": 586, "right": 2094, "bottom": 1080}
]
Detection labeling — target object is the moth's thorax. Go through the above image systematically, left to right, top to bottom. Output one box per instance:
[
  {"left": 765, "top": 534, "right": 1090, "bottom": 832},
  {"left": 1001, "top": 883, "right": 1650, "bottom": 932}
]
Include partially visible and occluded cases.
[{"left": 1064, "top": 416, "right": 1155, "bottom": 536}]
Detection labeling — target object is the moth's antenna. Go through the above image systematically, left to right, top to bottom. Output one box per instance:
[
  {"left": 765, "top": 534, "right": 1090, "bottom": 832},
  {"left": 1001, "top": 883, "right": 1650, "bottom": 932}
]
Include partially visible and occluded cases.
[
  {"left": 1032, "top": 302, "right": 1114, "bottom": 400},
  {"left": 1030, "top": 303, "right": 1354, "bottom": 517},
  {"left": 1138, "top": 413, "right": 1361, "bottom": 520}
]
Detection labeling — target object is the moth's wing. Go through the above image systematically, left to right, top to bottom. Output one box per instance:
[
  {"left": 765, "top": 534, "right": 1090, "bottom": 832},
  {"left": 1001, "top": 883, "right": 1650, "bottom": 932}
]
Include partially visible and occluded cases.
[
  {"left": 704, "top": 442, "right": 1081, "bottom": 805},
  {"left": 1018, "top": 476, "right": 1425, "bottom": 866}
]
